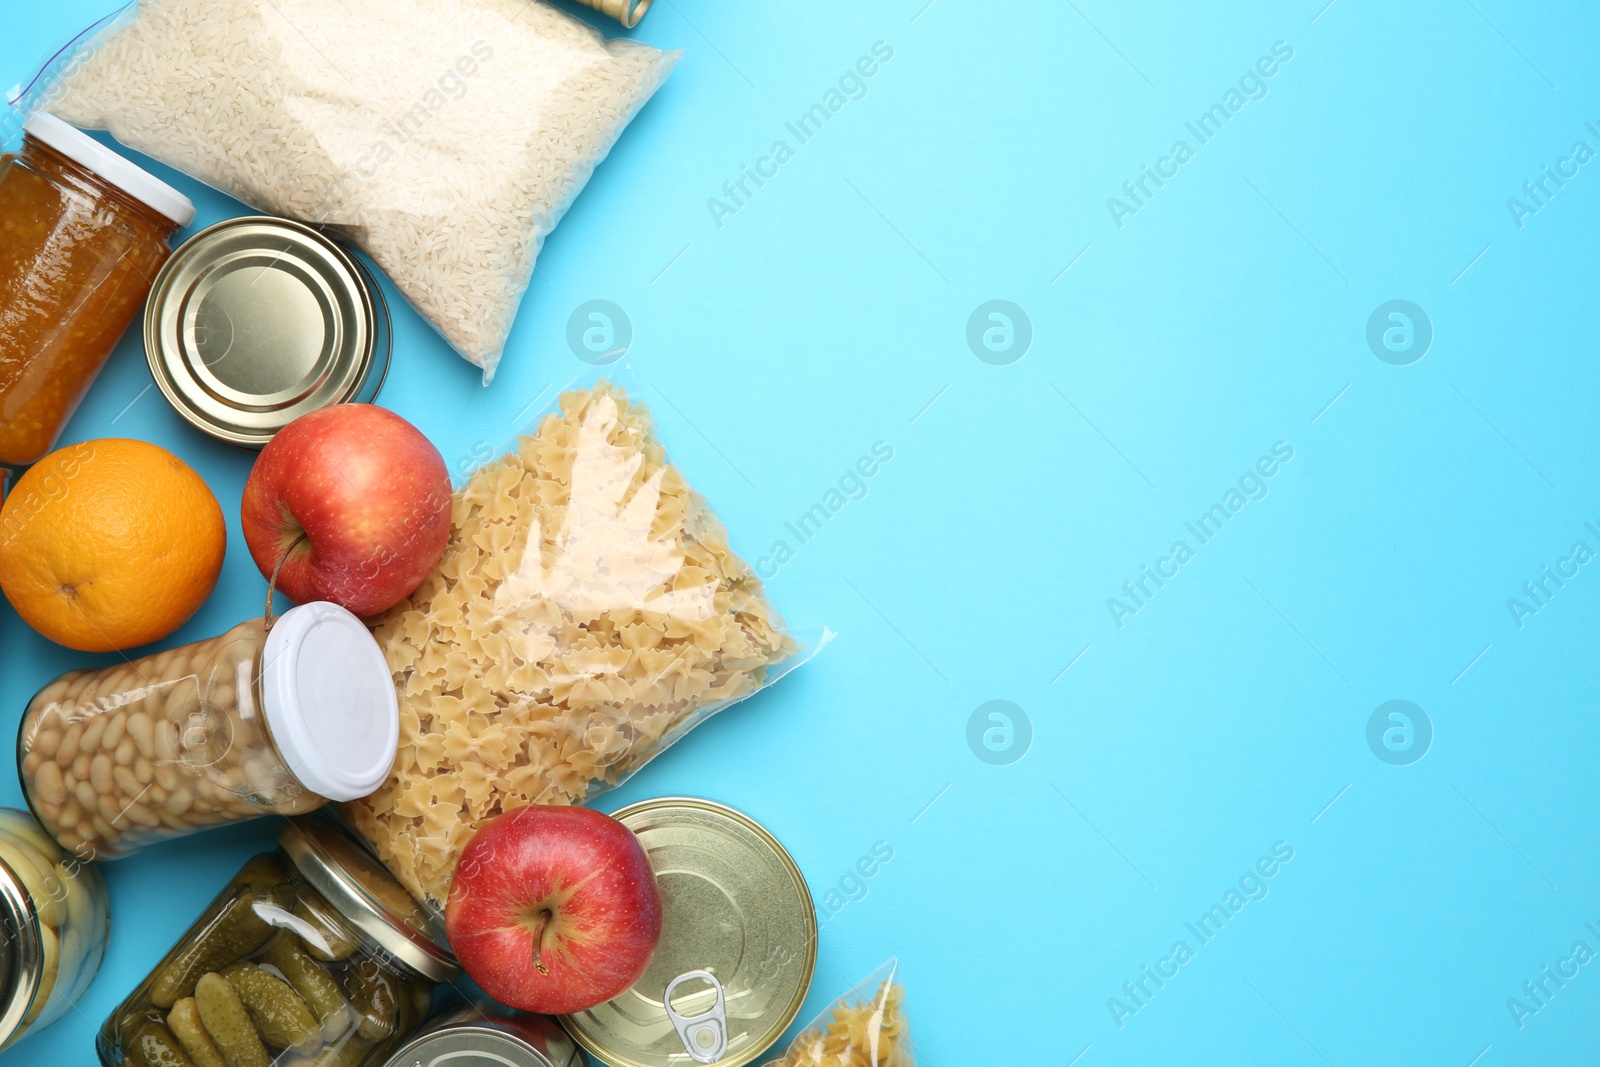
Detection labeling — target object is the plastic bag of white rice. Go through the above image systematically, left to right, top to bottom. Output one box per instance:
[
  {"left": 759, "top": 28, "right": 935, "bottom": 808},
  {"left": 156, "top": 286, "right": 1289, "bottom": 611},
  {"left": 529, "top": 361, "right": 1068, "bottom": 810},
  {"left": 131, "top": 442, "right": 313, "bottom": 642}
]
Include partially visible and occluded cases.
[{"left": 20, "top": 0, "right": 677, "bottom": 383}]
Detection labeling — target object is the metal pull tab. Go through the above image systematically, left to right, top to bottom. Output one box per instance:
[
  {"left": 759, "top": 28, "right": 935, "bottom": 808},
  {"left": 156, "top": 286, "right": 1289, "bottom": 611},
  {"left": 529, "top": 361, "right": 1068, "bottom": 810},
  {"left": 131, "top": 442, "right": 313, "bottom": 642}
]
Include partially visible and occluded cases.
[{"left": 664, "top": 970, "right": 727, "bottom": 1064}]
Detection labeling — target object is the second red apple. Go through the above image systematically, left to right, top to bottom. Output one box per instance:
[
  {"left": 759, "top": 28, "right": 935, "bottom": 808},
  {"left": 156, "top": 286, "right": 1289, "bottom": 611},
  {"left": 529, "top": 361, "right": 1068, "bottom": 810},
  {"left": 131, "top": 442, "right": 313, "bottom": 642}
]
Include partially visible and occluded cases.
[{"left": 446, "top": 805, "right": 663, "bottom": 1015}]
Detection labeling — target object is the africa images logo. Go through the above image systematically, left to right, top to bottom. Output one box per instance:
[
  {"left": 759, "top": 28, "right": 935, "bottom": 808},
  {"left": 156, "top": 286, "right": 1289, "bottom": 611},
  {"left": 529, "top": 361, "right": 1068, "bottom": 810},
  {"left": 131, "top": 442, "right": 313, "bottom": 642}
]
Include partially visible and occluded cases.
[
  {"left": 1106, "top": 41, "right": 1295, "bottom": 230},
  {"left": 706, "top": 42, "right": 895, "bottom": 229},
  {"left": 1365, "top": 300, "right": 1432, "bottom": 366},
  {"left": 1106, "top": 442, "right": 1295, "bottom": 629},
  {"left": 1366, "top": 700, "right": 1431, "bottom": 766},
  {"left": 1108, "top": 842, "right": 1296, "bottom": 1029}
]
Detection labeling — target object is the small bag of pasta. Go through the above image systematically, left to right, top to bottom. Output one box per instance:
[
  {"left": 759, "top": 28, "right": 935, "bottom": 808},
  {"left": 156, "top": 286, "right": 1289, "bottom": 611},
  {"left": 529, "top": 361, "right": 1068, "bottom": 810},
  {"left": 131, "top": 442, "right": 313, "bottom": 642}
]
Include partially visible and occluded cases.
[
  {"left": 341, "top": 373, "right": 819, "bottom": 907},
  {"left": 765, "top": 959, "right": 915, "bottom": 1067}
]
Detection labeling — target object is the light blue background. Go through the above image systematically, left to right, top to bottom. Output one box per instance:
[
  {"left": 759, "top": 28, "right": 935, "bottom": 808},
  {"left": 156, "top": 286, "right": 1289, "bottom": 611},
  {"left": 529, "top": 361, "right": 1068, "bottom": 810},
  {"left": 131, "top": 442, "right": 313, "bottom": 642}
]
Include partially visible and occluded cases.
[{"left": 4, "top": 0, "right": 1600, "bottom": 1063}]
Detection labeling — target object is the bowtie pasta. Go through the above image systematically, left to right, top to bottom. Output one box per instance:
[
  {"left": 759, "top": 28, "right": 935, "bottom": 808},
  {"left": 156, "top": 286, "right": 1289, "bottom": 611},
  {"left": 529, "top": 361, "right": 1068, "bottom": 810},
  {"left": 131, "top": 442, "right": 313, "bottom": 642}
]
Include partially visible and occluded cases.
[
  {"left": 342, "top": 382, "right": 796, "bottom": 905},
  {"left": 764, "top": 966, "right": 914, "bottom": 1067}
]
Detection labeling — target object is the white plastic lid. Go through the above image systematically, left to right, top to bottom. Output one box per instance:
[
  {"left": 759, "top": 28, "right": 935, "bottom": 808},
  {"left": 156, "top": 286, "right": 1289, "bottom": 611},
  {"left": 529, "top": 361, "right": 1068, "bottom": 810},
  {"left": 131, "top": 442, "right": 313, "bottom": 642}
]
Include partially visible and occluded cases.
[
  {"left": 22, "top": 112, "right": 195, "bottom": 226},
  {"left": 261, "top": 602, "right": 399, "bottom": 803}
]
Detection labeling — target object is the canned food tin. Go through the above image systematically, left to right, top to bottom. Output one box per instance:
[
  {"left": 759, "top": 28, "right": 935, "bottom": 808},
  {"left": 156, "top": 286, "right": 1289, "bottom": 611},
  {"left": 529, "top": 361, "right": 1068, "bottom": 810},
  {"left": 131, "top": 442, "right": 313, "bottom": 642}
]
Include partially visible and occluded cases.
[
  {"left": 573, "top": 0, "right": 652, "bottom": 27},
  {"left": 144, "top": 216, "right": 390, "bottom": 448},
  {"left": 561, "top": 798, "right": 816, "bottom": 1067},
  {"left": 376, "top": 1006, "right": 582, "bottom": 1067}
]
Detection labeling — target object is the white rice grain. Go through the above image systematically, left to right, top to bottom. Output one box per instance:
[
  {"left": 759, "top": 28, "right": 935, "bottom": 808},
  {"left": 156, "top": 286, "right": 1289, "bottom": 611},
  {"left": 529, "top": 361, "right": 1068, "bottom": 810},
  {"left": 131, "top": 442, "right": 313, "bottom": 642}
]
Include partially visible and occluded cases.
[{"left": 39, "top": 0, "right": 677, "bottom": 382}]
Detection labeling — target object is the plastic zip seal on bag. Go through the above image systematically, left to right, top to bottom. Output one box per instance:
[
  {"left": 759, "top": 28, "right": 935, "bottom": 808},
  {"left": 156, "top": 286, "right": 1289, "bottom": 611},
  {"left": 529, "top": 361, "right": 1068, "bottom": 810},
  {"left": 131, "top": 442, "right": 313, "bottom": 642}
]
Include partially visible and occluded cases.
[
  {"left": 17, "top": 0, "right": 677, "bottom": 383},
  {"left": 3, "top": 4, "right": 134, "bottom": 133},
  {"left": 341, "top": 367, "right": 826, "bottom": 907},
  {"left": 763, "top": 959, "right": 915, "bottom": 1067}
]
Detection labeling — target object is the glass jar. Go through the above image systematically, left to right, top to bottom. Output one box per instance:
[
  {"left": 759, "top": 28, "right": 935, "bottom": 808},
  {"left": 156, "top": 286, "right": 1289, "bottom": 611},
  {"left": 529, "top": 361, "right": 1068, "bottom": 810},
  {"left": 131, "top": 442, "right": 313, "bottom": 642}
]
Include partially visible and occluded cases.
[
  {"left": 574, "top": 0, "right": 652, "bottom": 28},
  {"left": 0, "top": 112, "right": 194, "bottom": 466},
  {"left": 19, "top": 602, "right": 400, "bottom": 860},
  {"left": 0, "top": 808, "right": 110, "bottom": 1052},
  {"left": 98, "top": 815, "right": 457, "bottom": 1067},
  {"left": 376, "top": 1004, "right": 581, "bottom": 1067}
]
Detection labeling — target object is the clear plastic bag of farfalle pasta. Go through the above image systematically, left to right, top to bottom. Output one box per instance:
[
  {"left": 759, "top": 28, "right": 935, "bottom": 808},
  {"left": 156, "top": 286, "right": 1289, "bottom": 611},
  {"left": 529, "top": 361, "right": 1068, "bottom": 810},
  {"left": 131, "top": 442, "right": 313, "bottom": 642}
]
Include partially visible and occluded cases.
[
  {"left": 13, "top": 0, "right": 677, "bottom": 383},
  {"left": 341, "top": 370, "right": 825, "bottom": 907},
  {"left": 765, "top": 959, "right": 916, "bottom": 1067}
]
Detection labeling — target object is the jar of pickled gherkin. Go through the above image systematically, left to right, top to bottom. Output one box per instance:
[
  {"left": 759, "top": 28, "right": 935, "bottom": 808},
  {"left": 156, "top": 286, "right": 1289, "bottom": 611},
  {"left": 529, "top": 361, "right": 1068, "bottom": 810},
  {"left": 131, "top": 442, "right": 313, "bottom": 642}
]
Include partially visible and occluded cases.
[
  {"left": 18, "top": 602, "right": 399, "bottom": 860},
  {"left": 0, "top": 808, "right": 109, "bottom": 1052},
  {"left": 99, "top": 814, "right": 457, "bottom": 1067}
]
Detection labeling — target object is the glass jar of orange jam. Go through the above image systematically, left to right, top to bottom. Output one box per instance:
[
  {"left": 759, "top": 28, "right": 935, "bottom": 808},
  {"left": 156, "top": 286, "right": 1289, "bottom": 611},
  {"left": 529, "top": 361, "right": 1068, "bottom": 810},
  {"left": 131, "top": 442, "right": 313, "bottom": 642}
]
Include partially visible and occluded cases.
[{"left": 0, "top": 113, "right": 194, "bottom": 466}]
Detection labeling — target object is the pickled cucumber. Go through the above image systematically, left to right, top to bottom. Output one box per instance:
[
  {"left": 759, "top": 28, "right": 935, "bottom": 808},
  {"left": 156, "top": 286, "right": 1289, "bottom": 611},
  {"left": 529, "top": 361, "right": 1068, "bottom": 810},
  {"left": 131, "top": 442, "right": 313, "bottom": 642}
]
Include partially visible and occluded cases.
[
  {"left": 232, "top": 852, "right": 288, "bottom": 890},
  {"left": 151, "top": 892, "right": 278, "bottom": 1007},
  {"left": 290, "top": 897, "right": 357, "bottom": 961},
  {"left": 261, "top": 935, "right": 353, "bottom": 1042},
  {"left": 221, "top": 961, "right": 320, "bottom": 1054},
  {"left": 343, "top": 964, "right": 399, "bottom": 1041},
  {"left": 194, "top": 972, "right": 270, "bottom": 1067},
  {"left": 408, "top": 978, "right": 432, "bottom": 1019},
  {"left": 167, "top": 997, "right": 228, "bottom": 1067},
  {"left": 125, "top": 1021, "right": 197, "bottom": 1067},
  {"left": 304, "top": 1033, "right": 375, "bottom": 1067}
]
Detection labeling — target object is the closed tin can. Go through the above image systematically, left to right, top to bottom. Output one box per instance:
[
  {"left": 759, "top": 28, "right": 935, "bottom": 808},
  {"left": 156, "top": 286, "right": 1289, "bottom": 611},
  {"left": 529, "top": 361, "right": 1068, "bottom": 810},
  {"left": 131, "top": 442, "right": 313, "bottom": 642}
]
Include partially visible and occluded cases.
[
  {"left": 573, "top": 0, "right": 652, "bottom": 27},
  {"left": 144, "top": 216, "right": 390, "bottom": 448},
  {"left": 560, "top": 798, "right": 816, "bottom": 1067},
  {"left": 375, "top": 1006, "right": 581, "bottom": 1067}
]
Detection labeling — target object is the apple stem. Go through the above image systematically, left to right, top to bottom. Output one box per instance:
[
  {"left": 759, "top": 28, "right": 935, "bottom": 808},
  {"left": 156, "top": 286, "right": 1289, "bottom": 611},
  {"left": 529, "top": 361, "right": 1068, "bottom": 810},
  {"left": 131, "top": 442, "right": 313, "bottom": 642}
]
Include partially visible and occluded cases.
[
  {"left": 264, "top": 533, "right": 309, "bottom": 631},
  {"left": 530, "top": 908, "right": 554, "bottom": 976}
]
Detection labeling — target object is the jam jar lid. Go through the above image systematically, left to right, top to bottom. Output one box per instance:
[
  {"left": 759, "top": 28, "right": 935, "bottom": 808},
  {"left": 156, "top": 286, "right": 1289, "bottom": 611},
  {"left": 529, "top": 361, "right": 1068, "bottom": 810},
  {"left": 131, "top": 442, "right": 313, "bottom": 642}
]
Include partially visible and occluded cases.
[
  {"left": 22, "top": 112, "right": 196, "bottom": 226},
  {"left": 279, "top": 815, "right": 459, "bottom": 983},
  {"left": 0, "top": 857, "right": 43, "bottom": 1048}
]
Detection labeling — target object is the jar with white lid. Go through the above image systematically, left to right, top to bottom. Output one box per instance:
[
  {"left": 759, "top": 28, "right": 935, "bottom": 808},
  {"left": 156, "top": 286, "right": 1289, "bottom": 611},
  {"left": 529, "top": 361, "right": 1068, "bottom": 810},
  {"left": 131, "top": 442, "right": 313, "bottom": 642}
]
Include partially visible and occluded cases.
[
  {"left": 17, "top": 602, "right": 400, "bottom": 860},
  {"left": 0, "top": 807, "right": 110, "bottom": 1053}
]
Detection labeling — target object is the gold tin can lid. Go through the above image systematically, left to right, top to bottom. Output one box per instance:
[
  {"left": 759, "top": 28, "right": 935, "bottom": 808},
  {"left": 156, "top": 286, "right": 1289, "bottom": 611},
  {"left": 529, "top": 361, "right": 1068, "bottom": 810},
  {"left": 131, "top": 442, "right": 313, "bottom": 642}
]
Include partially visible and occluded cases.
[
  {"left": 574, "top": 0, "right": 652, "bottom": 27},
  {"left": 144, "top": 216, "right": 390, "bottom": 449},
  {"left": 561, "top": 798, "right": 816, "bottom": 1067},
  {"left": 0, "top": 856, "right": 42, "bottom": 1050}
]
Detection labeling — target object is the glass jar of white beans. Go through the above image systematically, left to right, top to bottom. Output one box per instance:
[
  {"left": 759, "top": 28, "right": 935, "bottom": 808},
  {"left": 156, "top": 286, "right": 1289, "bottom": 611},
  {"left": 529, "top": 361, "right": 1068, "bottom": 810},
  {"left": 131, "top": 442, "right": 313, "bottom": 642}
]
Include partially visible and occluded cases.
[{"left": 18, "top": 603, "right": 400, "bottom": 860}]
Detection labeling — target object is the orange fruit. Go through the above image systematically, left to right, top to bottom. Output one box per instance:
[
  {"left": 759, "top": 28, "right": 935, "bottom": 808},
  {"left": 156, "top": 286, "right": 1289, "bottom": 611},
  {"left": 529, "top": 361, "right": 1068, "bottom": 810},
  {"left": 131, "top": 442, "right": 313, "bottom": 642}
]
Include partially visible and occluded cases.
[{"left": 0, "top": 439, "right": 226, "bottom": 652}]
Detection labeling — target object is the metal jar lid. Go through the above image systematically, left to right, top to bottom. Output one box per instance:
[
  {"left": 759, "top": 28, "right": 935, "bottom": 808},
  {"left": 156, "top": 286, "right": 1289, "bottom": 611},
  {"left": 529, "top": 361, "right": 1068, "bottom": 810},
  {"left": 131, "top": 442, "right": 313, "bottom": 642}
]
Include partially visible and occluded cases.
[
  {"left": 574, "top": 0, "right": 652, "bottom": 27},
  {"left": 144, "top": 216, "right": 390, "bottom": 448},
  {"left": 560, "top": 798, "right": 817, "bottom": 1067},
  {"left": 279, "top": 815, "right": 459, "bottom": 983},
  {"left": 0, "top": 858, "right": 41, "bottom": 1049},
  {"left": 377, "top": 1008, "right": 582, "bottom": 1067}
]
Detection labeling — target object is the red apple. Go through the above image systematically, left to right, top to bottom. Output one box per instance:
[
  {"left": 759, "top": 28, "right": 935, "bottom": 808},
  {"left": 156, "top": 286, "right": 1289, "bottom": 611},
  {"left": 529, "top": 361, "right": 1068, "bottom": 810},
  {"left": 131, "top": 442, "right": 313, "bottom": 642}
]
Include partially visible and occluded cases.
[
  {"left": 241, "top": 404, "right": 451, "bottom": 617},
  {"left": 446, "top": 806, "right": 663, "bottom": 1015}
]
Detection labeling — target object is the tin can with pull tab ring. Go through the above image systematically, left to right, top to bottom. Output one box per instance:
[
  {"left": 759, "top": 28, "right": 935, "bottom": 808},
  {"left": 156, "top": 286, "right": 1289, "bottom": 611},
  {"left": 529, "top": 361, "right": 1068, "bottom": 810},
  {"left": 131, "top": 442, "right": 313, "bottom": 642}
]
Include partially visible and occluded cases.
[
  {"left": 559, "top": 798, "right": 816, "bottom": 1067},
  {"left": 666, "top": 971, "right": 729, "bottom": 1063}
]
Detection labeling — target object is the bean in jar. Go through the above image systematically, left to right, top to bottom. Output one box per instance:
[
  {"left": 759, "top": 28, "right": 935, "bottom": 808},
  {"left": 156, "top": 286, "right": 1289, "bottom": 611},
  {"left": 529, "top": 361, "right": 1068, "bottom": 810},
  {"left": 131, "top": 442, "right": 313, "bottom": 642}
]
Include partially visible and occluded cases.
[
  {"left": 0, "top": 113, "right": 194, "bottom": 466},
  {"left": 19, "top": 603, "right": 401, "bottom": 860},
  {"left": 0, "top": 808, "right": 110, "bottom": 1052},
  {"left": 98, "top": 816, "right": 455, "bottom": 1067}
]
